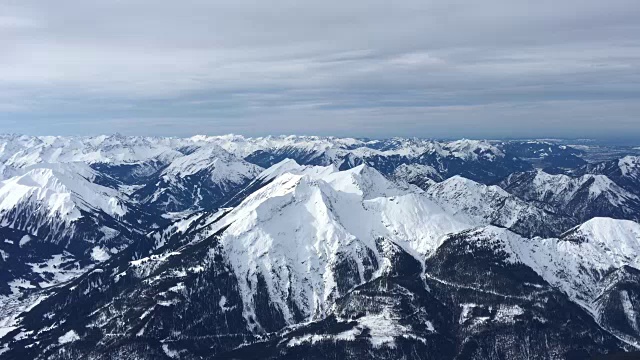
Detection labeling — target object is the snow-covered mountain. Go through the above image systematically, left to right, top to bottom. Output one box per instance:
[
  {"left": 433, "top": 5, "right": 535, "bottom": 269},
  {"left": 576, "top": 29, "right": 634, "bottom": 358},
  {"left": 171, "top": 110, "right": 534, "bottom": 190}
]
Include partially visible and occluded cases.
[
  {"left": 0, "top": 134, "right": 639, "bottom": 360},
  {"left": 0, "top": 134, "right": 183, "bottom": 169},
  {"left": 3, "top": 134, "right": 597, "bottom": 186},
  {"left": 209, "top": 135, "right": 534, "bottom": 183},
  {"left": 499, "top": 140, "right": 587, "bottom": 171},
  {"left": 132, "top": 146, "right": 262, "bottom": 212},
  {"left": 574, "top": 156, "right": 640, "bottom": 196},
  {"left": 0, "top": 162, "right": 160, "bottom": 298},
  {"left": 391, "top": 163, "right": 442, "bottom": 190},
  {"left": 0, "top": 164, "right": 126, "bottom": 223},
  {"left": 197, "top": 165, "right": 469, "bottom": 325},
  {"left": 500, "top": 170, "right": 640, "bottom": 222},
  {"left": 425, "top": 175, "right": 577, "bottom": 237},
  {"left": 460, "top": 218, "right": 640, "bottom": 347},
  {"left": 516, "top": 218, "right": 640, "bottom": 311}
]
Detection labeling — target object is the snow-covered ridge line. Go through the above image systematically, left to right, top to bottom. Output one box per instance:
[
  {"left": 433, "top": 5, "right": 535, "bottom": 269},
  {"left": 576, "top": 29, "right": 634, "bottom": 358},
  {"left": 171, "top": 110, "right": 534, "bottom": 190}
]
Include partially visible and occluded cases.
[
  {"left": 0, "top": 134, "right": 511, "bottom": 171},
  {"left": 190, "top": 162, "right": 474, "bottom": 328},
  {"left": 0, "top": 163, "right": 127, "bottom": 222},
  {"left": 460, "top": 218, "right": 640, "bottom": 316}
]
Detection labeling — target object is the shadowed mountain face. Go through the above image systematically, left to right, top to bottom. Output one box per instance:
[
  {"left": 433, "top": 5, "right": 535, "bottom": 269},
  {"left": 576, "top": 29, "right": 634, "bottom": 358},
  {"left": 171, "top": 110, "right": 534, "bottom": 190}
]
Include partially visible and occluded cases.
[
  {"left": 0, "top": 135, "right": 639, "bottom": 359},
  {"left": 593, "top": 352, "right": 640, "bottom": 360}
]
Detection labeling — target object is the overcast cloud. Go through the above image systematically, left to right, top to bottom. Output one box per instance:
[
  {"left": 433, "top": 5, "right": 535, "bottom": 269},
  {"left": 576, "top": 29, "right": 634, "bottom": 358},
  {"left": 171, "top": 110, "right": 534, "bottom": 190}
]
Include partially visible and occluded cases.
[{"left": 1, "top": 0, "right": 639, "bottom": 140}]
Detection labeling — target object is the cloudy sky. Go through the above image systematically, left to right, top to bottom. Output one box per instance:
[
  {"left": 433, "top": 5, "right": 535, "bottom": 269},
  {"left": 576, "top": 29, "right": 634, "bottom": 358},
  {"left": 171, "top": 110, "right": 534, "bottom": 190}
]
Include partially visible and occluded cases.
[{"left": 1, "top": 0, "right": 639, "bottom": 140}]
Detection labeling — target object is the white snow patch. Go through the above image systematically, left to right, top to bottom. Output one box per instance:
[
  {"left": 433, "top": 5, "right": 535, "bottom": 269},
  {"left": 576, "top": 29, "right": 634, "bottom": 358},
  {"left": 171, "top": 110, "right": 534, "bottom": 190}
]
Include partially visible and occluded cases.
[
  {"left": 18, "top": 235, "right": 31, "bottom": 247},
  {"left": 90, "top": 246, "right": 111, "bottom": 262},
  {"left": 28, "top": 253, "right": 86, "bottom": 288},
  {"left": 9, "top": 279, "right": 35, "bottom": 295},
  {"left": 168, "top": 283, "right": 185, "bottom": 293},
  {"left": 219, "top": 296, "right": 234, "bottom": 312},
  {"left": 459, "top": 303, "right": 477, "bottom": 324},
  {"left": 494, "top": 305, "right": 524, "bottom": 323},
  {"left": 139, "top": 307, "right": 154, "bottom": 320},
  {"left": 356, "top": 309, "right": 415, "bottom": 348},
  {"left": 0, "top": 326, "right": 16, "bottom": 339},
  {"left": 287, "top": 328, "right": 360, "bottom": 348},
  {"left": 58, "top": 330, "right": 80, "bottom": 344},
  {"left": 162, "top": 344, "right": 180, "bottom": 358}
]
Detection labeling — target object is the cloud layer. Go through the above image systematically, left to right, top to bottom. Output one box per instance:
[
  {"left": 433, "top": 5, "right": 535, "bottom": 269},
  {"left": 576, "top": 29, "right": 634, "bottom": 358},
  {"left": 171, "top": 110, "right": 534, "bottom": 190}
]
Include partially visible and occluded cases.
[{"left": 1, "top": 0, "right": 639, "bottom": 139}]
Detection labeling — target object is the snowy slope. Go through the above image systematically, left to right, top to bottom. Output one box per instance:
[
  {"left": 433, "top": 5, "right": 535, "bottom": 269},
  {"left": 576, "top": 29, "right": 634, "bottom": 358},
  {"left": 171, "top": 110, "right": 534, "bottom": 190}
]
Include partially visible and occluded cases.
[
  {"left": 0, "top": 134, "right": 184, "bottom": 168},
  {"left": 1, "top": 134, "right": 640, "bottom": 359},
  {"left": 161, "top": 145, "right": 260, "bottom": 181},
  {"left": 133, "top": 146, "right": 262, "bottom": 211},
  {"left": 575, "top": 155, "right": 640, "bottom": 196},
  {"left": 619, "top": 156, "right": 640, "bottom": 179},
  {"left": 254, "top": 158, "right": 338, "bottom": 183},
  {"left": 222, "top": 159, "right": 338, "bottom": 208},
  {"left": 0, "top": 162, "right": 157, "bottom": 263},
  {"left": 391, "top": 163, "right": 442, "bottom": 190},
  {"left": 0, "top": 164, "right": 127, "bottom": 223},
  {"left": 0, "top": 164, "right": 19, "bottom": 182},
  {"left": 322, "top": 164, "right": 405, "bottom": 200},
  {"left": 199, "top": 166, "right": 473, "bottom": 328},
  {"left": 501, "top": 170, "right": 640, "bottom": 222},
  {"left": 426, "top": 176, "right": 577, "bottom": 237},
  {"left": 449, "top": 217, "right": 640, "bottom": 337},
  {"left": 513, "top": 218, "right": 640, "bottom": 310}
]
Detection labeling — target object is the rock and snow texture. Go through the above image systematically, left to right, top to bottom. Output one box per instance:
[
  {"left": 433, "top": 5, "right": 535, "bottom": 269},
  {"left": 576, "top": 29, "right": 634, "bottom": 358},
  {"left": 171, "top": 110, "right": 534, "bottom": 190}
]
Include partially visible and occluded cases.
[
  {"left": 0, "top": 134, "right": 184, "bottom": 169},
  {"left": 0, "top": 135, "right": 639, "bottom": 359},
  {"left": 133, "top": 145, "right": 262, "bottom": 211},
  {"left": 575, "top": 155, "right": 640, "bottom": 197},
  {"left": 619, "top": 156, "right": 640, "bottom": 179},
  {"left": 0, "top": 161, "right": 145, "bottom": 255},
  {"left": 0, "top": 163, "right": 127, "bottom": 223},
  {"left": 391, "top": 163, "right": 441, "bottom": 190},
  {"left": 204, "top": 165, "right": 472, "bottom": 327},
  {"left": 501, "top": 170, "right": 640, "bottom": 222},
  {"left": 426, "top": 176, "right": 576, "bottom": 237},
  {"left": 450, "top": 218, "right": 640, "bottom": 324},
  {"left": 514, "top": 218, "right": 640, "bottom": 308},
  {"left": 57, "top": 330, "right": 79, "bottom": 344}
]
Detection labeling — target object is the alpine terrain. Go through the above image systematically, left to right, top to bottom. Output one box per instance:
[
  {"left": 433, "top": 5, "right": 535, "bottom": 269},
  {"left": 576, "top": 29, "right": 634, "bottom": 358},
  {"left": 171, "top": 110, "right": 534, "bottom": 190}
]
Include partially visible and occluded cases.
[{"left": 0, "top": 134, "right": 639, "bottom": 360}]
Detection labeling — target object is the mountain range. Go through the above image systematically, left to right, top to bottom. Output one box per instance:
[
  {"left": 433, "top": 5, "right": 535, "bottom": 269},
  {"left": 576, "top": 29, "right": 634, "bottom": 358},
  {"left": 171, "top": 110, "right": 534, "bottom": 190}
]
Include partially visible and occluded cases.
[{"left": 0, "top": 134, "right": 639, "bottom": 359}]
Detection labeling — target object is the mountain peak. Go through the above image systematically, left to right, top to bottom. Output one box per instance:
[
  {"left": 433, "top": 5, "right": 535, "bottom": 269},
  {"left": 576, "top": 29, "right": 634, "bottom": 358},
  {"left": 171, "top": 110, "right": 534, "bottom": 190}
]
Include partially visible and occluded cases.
[
  {"left": 162, "top": 144, "right": 255, "bottom": 179},
  {"left": 324, "top": 163, "right": 404, "bottom": 200},
  {"left": 0, "top": 164, "right": 127, "bottom": 222},
  {"left": 198, "top": 166, "right": 472, "bottom": 328},
  {"left": 563, "top": 217, "right": 640, "bottom": 246}
]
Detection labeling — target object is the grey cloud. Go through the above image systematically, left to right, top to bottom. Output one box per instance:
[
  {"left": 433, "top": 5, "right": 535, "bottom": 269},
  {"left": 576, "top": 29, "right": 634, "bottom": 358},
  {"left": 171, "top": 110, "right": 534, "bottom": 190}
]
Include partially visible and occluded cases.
[{"left": 0, "top": 0, "right": 639, "bottom": 139}]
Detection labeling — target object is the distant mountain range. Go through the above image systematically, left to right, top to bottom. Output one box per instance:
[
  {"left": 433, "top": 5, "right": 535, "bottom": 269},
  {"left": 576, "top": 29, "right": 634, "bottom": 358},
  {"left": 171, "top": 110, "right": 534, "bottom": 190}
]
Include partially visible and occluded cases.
[{"left": 0, "top": 134, "right": 639, "bottom": 359}]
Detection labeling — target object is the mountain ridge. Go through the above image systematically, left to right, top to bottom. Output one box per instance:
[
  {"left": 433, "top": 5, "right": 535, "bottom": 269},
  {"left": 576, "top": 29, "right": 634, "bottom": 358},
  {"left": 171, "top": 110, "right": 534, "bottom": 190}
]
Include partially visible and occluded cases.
[{"left": 0, "top": 135, "right": 639, "bottom": 359}]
